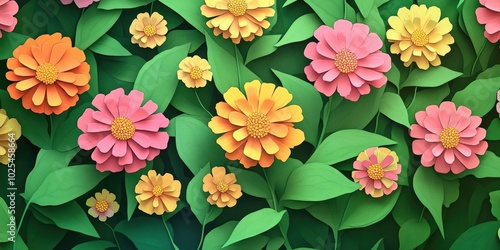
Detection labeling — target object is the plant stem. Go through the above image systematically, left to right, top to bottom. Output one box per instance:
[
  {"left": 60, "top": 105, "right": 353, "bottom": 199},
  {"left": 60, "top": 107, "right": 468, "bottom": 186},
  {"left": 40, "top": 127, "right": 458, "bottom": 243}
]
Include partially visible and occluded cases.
[
  {"left": 344, "top": 0, "right": 347, "bottom": 19},
  {"left": 471, "top": 39, "right": 487, "bottom": 75},
  {"left": 234, "top": 44, "right": 242, "bottom": 90},
  {"left": 406, "top": 87, "right": 418, "bottom": 110},
  {"left": 195, "top": 88, "right": 213, "bottom": 117},
  {"left": 318, "top": 97, "right": 333, "bottom": 144},
  {"left": 374, "top": 111, "right": 381, "bottom": 134},
  {"left": 262, "top": 168, "right": 278, "bottom": 210},
  {"left": 13, "top": 201, "right": 30, "bottom": 250},
  {"left": 196, "top": 207, "right": 213, "bottom": 250},
  {"left": 418, "top": 207, "right": 426, "bottom": 222},
  {"left": 162, "top": 214, "right": 180, "bottom": 250},
  {"left": 104, "top": 222, "right": 122, "bottom": 250}
]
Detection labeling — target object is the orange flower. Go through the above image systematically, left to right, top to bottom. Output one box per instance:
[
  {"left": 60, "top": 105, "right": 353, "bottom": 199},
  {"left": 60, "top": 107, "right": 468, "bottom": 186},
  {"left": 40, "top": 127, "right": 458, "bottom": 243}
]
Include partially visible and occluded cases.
[
  {"left": 200, "top": 0, "right": 275, "bottom": 44},
  {"left": 129, "top": 12, "right": 167, "bottom": 49},
  {"left": 6, "top": 33, "right": 90, "bottom": 115},
  {"left": 177, "top": 55, "right": 213, "bottom": 88},
  {"left": 208, "top": 80, "right": 305, "bottom": 168},
  {"left": 202, "top": 167, "right": 242, "bottom": 208},
  {"left": 135, "top": 170, "right": 181, "bottom": 215}
]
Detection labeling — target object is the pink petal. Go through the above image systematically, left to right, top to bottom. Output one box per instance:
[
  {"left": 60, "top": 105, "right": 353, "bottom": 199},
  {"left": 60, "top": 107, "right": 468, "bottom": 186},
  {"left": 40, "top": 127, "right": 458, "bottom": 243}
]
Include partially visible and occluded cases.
[
  {"left": 354, "top": 33, "right": 383, "bottom": 59},
  {"left": 317, "top": 41, "right": 337, "bottom": 59},
  {"left": 304, "top": 42, "right": 321, "bottom": 60},
  {"left": 311, "top": 59, "right": 334, "bottom": 73},
  {"left": 305, "top": 65, "right": 319, "bottom": 82},
  {"left": 354, "top": 67, "right": 384, "bottom": 81},
  {"left": 322, "top": 68, "right": 341, "bottom": 82},
  {"left": 347, "top": 72, "right": 365, "bottom": 87},
  {"left": 335, "top": 74, "right": 352, "bottom": 97},
  {"left": 314, "top": 75, "right": 337, "bottom": 96},
  {"left": 77, "top": 109, "right": 96, "bottom": 132},
  {"left": 92, "top": 111, "right": 114, "bottom": 125},
  {"left": 423, "top": 116, "right": 443, "bottom": 135},
  {"left": 410, "top": 124, "right": 429, "bottom": 139},
  {"left": 132, "top": 131, "right": 151, "bottom": 148},
  {"left": 140, "top": 131, "right": 169, "bottom": 149},
  {"left": 78, "top": 132, "right": 106, "bottom": 150},
  {"left": 424, "top": 133, "right": 441, "bottom": 142},
  {"left": 96, "top": 134, "right": 117, "bottom": 153},
  {"left": 412, "top": 139, "right": 431, "bottom": 155},
  {"left": 112, "top": 140, "right": 128, "bottom": 157},
  {"left": 128, "top": 140, "right": 149, "bottom": 160},
  {"left": 431, "top": 143, "right": 445, "bottom": 157},
  {"left": 455, "top": 144, "right": 472, "bottom": 157},
  {"left": 118, "top": 147, "right": 134, "bottom": 165},
  {"left": 146, "top": 148, "right": 161, "bottom": 161},
  {"left": 421, "top": 148, "right": 437, "bottom": 167},
  {"left": 92, "top": 149, "right": 112, "bottom": 164},
  {"left": 444, "top": 149, "right": 455, "bottom": 164},
  {"left": 455, "top": 151, "right": 480, "bottom": 170},
  {"left": 380, "top": 155, "right": 394, "bottom": 168},
  {"left": 96, "top": 156, "right": 123, "bottom": 173},
  {"left": 434, "top": 156, "right": 451, "bottom": 173},
  {"left": 124, "top": 158, "right": 147, "bottom": 173},
  {"left": 354, "top": 171, "right": 368, "bottom": 179},
  {"left": 373, "top": 179, "right": 382, "bottom": 189}
]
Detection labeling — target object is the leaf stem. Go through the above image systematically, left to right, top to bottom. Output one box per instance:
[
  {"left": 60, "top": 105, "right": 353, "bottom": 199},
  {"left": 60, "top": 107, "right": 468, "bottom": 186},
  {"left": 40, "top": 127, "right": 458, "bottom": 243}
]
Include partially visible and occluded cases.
[
  {"left": 150, "top": 0, "right": 155, "bottom": 14},
  {"left": 471, "top": 39, "right": 487, "bottom": 75},
  {"left": 234, "top": 44, "right": 242, "bottom": 90},
  {"left": 406, "top": 87, "right": 418, "bottom": 110},
  {"left": 195, "top": 88, "right": 213, "bottom": 117},
  {"left": 318, "top": 97, "right": 333, "bottom": 144},
  {"left": 374, "top": 111, "right": 381, "bottom": 134},
  {"left": 262, "top": 168, "right": 278, "bottom": 210},
  {"left": 13, "top": 201, "right": 31, "bottom": 250},
  {"left": 196, "top": 207, "right": 213, "bottom": 250},
  {"left": 418, "top": 207, "right": 426, "bottom": 223},
  {"left": 162, "top": 214, "right": 180, "bottom": 250},
  {"left": 104, "top": 222, "right": 122, "bottom": 250}
]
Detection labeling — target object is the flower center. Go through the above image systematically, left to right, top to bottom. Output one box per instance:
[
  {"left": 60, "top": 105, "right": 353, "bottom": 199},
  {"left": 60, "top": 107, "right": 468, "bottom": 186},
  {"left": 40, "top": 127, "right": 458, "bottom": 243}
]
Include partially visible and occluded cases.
[
  {"left": 228, "top": 0, "right": 247, "bottom": 16},
  {"left": 144, "top": 24, "right": 157, "bottom": 37},
  {"left": 411, "top": 29, "right": 429, "bottom": 47},
  {"left": 334, "top": 49, "right": 358, "bottom": 74},
  {"left": 35, "top": 63, "right": 58, "bottom": 85},
  {"left": 190, "top": 66, "right": 203, "bottom": 80},
  {"left": 246, "top": 112, "right": 270, "bottom": 138},
  {"left": 110, "top": 117, "right": 135, "bottom": 141},
  {"left": 440, "top": 127, "right": 460, "bottom": 149},
  {"left": 367, "top": 163, "right": 384, "bottom": 180},
  {"left": 216, "top": 181, "right": 229, "bottom": 193},
  {"left": 152, "top": 185, "right": 163, "bottom": 197},
  {"left": 95, "top": 200, "right": 109, "bottom": 213}
]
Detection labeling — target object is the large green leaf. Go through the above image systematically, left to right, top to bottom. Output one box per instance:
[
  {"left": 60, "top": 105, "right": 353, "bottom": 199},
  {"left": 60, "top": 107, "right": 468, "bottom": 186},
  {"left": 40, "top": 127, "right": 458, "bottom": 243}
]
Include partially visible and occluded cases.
[
  {"left": 304, "top": 0, "right": 345, "bottom": 25},
  {"left": 355, "top": 0, "right": 375, "bottom": 18},
  {"left": 75, "top": 4, "right": 121, "bottom": 50},
  {"left": 275, "top": 13, "right": 321, "bottom": 47},
  {"left": 0, "top": 32, "right": 29, "bottom": 60},
  {"left": 89, "top": 34, "right": 132, "bottom": 56},
  {"left": 246, "top": 35, "right": 282, "bottom": 64},
  {"left": 400, "top": 66, "right": 462, "bottom": 89},
  {"left": 452, "top": 77, "right": 500, "bottom": 116},
  {"left": 379, "top": 92, "right": 410, "bottom": 128},
  {"left": 52, "top": 103, "right": 92, "bottom": 151},
  {"left": 486, "top": 119, "right": 500, "bottom": 141},
  {"left": 455, "top": 151, "right": 500, "bottom": 178},
  {"left": 186, "top": 163, "right": 223, "bottom": 225},
  {"left": 227, "top": 166, "right": 271, "bottom": 199},
  {"left": 413, "top": 167, "right": 445, "bottom": 237},
  {"left": 489, "top": 190, "right": 500, "bottom": 221},
  {"left": 115, "top": 217, "right": 176, "bottom": 250},
  {"left": 27, "top": 218, "right": 66, "bottom": 250},
  {"left": 398, "top": 218, "right": 430, "bottom": 250},
  {"left": 203, "top": 221, "right": 270, "bottom": 250},
  {"left": 450, "top": 221, "right": 500, "bottom": 250},
  {"left": 71, "top": 241, "right": 116, "bottom": 250}
]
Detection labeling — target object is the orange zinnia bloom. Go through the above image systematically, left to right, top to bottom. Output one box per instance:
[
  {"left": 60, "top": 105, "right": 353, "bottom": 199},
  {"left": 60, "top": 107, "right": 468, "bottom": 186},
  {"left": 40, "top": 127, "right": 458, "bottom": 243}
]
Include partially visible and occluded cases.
[
  {"left": 129, "top": 12, "right": 168, "bottom": 49},
  {"left": 6, "top": 33, "right": 90, "bottom": 115},
  {"left": 177, "top": 55, "right": 213, "bottom": 88},
  {"left": 208, "top": 80, "right": 305, "bottom": 168},
  {"left": 202, "top": 167, "right": 242, "bottom": 208},
  {"left": 135, "top": 170, "right": 181, "bottom": 215}
]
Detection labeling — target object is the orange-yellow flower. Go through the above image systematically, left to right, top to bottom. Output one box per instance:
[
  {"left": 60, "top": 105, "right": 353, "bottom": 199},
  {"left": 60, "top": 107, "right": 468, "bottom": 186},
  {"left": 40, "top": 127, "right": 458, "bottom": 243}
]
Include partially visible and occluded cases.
[
  {"left": 200, "top": 0, "right": 275, "bottom": 44},
  {"left": 129, "top": 12, "right": 167, "bottom": 49},
  {"left": 6, "top": 33, "right": 90, "bottom": 115},
  {"left": 177, "top": 55, "right": 213, "bottom": 88},
  {"left": 208, "top": 80, "right": 305, "bottom": 168},
  {"left": 0, "top": 109, "right": 21, "bottom": 165},
  {"left": 202, "top": 166, "right": 242, "bottom": 208},
  {"left": 135, "top": 170, "right": 181, "bottom": 215},
  {"left": 86, "top": 189, "right": 120, "bottom": 222}
]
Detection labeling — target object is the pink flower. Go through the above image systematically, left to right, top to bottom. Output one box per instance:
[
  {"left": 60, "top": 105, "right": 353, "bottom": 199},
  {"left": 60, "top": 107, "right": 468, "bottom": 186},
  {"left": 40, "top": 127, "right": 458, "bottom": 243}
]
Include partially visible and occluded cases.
[
  {"left": 0, "top": 0, "right": 19, "bottom": 38},
  {"left": 60, "top": 0, "right": 99, "bottom": 8},
  {"left": 476, "top": 0, "right": 500, "bottom": 43},
  {"left": 304, "top": 20, "right": 391, "bottom": 101},
  {"left": 77, "top": 88, "right": 170, "bottom": 173},
  {"left": 410, "top": 102, "right": 488, "bottom": 174}
]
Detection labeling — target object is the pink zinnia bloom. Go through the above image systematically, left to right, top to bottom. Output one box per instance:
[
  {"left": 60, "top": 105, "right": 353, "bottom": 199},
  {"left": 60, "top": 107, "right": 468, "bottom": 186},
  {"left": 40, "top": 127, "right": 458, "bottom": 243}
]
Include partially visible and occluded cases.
[
  {"left": 0, "top": 0, "right": 19, "bottom": 38},
  {"left": 60, "top": 0, "right": 99, "bottom": 8},
  {"left": 476, "top": 0, "right": 500, "bottom": 43},
  {"left": 304, "top": 20, "right": 391, "bottom": 101},
  {"left": 77, "top": 88, "right": 170, "bottom": 173},
  {"left": 410, "top": 102, "right": 488, "bottom": 174},
  {"left": 352, "top": 147, "right": 401, "bottom": 198}
]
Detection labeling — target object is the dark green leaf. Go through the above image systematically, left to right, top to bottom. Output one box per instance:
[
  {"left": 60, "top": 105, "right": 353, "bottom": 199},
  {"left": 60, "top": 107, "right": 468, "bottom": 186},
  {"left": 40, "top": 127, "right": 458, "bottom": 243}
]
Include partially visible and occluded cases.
[
  {"left": 98, "top": 0, "right": 153, "bottom": 10},
  {"left": 75, "top": 5, "right": 121, "bottom": 50},
  {"left": 275, "top": 13, "right": 321, "bottom": 47},
  {"left": 159, "top": 30, "right": 205, "bottom": 54},
  {"left": 0, "top": 32, "right": 28, "bottom": 60},
  {"left": 89, "top": 34, "right": 132, "bottom": 56},
  {"left": 246, "top": 35, "right": 282, "bottom": 64},
  {"left": 379, "top": 92, "right": 410, "bottom": 128},
  {"left": 486, "top": 119, "right": 500, "bottom": 140},
  {"left": 227, "top": 166, "right": 271, "bottom": 199},
  {"left": 413, "top": 167, "right": 445, "bottom": 237},
  {"left": 115, "top": 217, "right": 176, "bottom": 250},
  {"left": 398, "top": 218, "right": 430, "bottom": 250},
  {"left": 450, "top": 221, "right": 500, "bottom": 250},
  {"left": 71, "top": 240, "right": 116, "bottom": 250}
]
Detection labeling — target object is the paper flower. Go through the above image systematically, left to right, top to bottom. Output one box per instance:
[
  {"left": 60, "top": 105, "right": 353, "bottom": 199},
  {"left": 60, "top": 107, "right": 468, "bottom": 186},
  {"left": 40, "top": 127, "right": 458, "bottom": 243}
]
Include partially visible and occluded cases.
[
  {"left": 0, "top": 0, "right": 18, "bottom": 38},
  {"left": 60, "top": 0, "right": 99, "bottom": 8},
  {"left": 200, "top": 0, "right": 275, "bottom": 44},
  {"left": 477, "top": 0, "right": 500, "bottom": 43},
  {"left": 386, "top": 5, "right": 454, "bottom": 70},
  {"left": 129, "top": 12, "right": 167, "bottom": 49},
  {"left": 304, "top": 20, "right": 391, "bottom": 101},
  {"left": 6, "top": 33, "right": 90, "bottom": 115},
  {"left": 177, "top": 55, "right": 213, "bottom": 88},
  {"left": 208, "top": 80, "right": 305, "bottom": 168},
  {"left": 77, "top": 88, "right": 169, "bottom": 173},
  {"left": 410, "top": 102, "right": 488, "bottom": 174},
  {"left": 0, "top": 109, "right": 21, "bottom": 165},
  {"left": 352, "top": 147, "right": 401, "bottom": 198},
  {"left": 202, "top": 166, "right": 242, "bottom": 208},
  {"left": 135, "top": 170, "right": 181, "bottom": 215},
  {"left": 86, "top": 189, "right": 119, "bottom": 222}
]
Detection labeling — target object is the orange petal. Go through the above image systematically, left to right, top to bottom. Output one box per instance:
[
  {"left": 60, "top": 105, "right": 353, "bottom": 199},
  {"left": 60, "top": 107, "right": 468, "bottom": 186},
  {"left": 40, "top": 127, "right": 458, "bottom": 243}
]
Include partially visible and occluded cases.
[
  {"left": 49, "top": 42, "right": 69, "bottom": 65},
  {"left": 18, "top": 54, "right": 39, "bottom": 70},
  {"left": 16, "top": 78, "right": 39, "bottom": 91},
  {"left": 244, "top": 80, "right": 260, "bottom": 111},
  {"left": 32, "top": 84, "right": 46, "bottom": 106},
  {"left": 271, "top": 86, "right": 292, "bottom": 112},
  {"left": 223, "top": 87, "right": 246, "bottom": 110},
  {"left": 235, "top": 99, "right": 253, "bottom": 116},
  {"left": 267, "top": 108, "right": 292, "bottom": 123},
  {"left": 228, "top": 111, "right": 247, "bottom": 126},
  {"left": 208, "top": 116, "right": 239, "bottom": 134},
  {"left": 269, "top": 123, "right": 288, "bottom": 138},
  {"left": 233, "top": 127, "right": 249, "bottom": 141},
  {"left": 282, "top": 127, "right": 305, "bottom": 148},
  {"left": 216, "top": 132, "right": 245, "bottom": 153},
  {"left": 260, "top": 136, "right": 279, "bottom": 155},
  {"left": 243, "top": 137, "right": 262, "bottom": 161},
  {"left": 258, "top": 152, "right": 274, "bottom": 168}
]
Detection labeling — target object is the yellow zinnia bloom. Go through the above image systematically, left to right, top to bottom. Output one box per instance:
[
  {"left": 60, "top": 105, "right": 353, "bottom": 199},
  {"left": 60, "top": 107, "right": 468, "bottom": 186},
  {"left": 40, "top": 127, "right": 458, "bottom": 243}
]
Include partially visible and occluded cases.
[
  {"left": 200, "top": 0, "right": 275, "bottom": 44},
  {"left": 386, "top": 5, "right": 454, "bottom": 70},
  {"left": 129, "top": 12, "right": 168, "bottom": 49},
  {"left": 177, "top": 56, "right": 213, "bottom": 88},
  {"left": 0, "top": 109, "right": 21, "bottom": 165},
  {"left": 135, "top": 170, "right": 181, "bottom": 215},
  {"left": 86, "top": 189, "right": 120, "bottom": 222}
]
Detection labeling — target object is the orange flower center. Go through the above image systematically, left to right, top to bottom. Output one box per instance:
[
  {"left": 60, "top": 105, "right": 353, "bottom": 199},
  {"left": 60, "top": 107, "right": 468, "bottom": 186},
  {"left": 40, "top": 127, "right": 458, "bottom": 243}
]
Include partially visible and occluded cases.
[
  {"left": 228, "top": 0, "right": 247, "bottom": 16},
  {"left": 144, "top": 24, "right": 157, "bottom": 37},
  {"left": 411, "top": 29, "right": 429, "bottom": 47},
  {"left": 334, "top": 49, "right": 358, "bottom": 74},
  {"left": 35, "top": 63, "right": 58, "bottom": 85},
  {"left": 190, "top": 66, "right": 203, "bottom": 80},
  {"left": 246, "top": 112, "right": 270, "bottom": 138},
  {"left": 110, "top": 117, "right": 135, "bottom": 141},
  {"left": 440, "top": 127, "right": 460, "bottom": 149},
  {"left": 367, "top": 163, "right": 384, "bottom": 180},
  {"left": 216, "top": 181, "right": 229, "bottom": 193},
  {"left": 152, "top": 185, "right": 163, "bottom": 197},
  {"left": 95, "top": 200, "right": 109, "bottom": 213}
]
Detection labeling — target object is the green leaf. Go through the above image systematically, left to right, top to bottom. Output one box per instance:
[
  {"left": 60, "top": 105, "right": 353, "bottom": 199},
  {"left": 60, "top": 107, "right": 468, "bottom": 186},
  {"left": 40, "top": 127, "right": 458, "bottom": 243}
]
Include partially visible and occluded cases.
[
  {"left": 98, "top": 0, "right": 153, "bottom": 10},
  {"left": 158, "top": 0, "right": 207, "bottom": 33},
  {"left": 282, "top": 0, "right": 298, "bottom": 7},
  {"left": 304, "top": 0, "right": 344, "bottom": 25},
  {"left": 355, "top": 0, "right": 374, "bottom": 18},
  {"left": 75, "top": 4, "right": 121, "bottom": 50},
  {"left": 356, "top": 6, "right": 386, "bottom": 42},
  {"left": 275, "top": 13, "right": 321, "bottom": 47},
  {"left": 159, "top": 30, "right": 204, "bottom": 54},
  {"left": 0, "top": 32, "right": 29, "bottom": 60},
  {"left": 89, "top": 34, "right": 132, "bottom": 56},
  {"left": 246, "top": 35, "right": 282, "bottom": 64},
  {"left": 133, "top": 43, "right": 189, "bottom": 113},
  {"left": 84, "top": 50, "right": 99, "bottom": 96},
  {"left": 386, "top": 63, "right": 401, "bottom": 87},
  {"left": 400, "top": 66, "right": 462, "bottom": 89},
  {"left": 452, "top": 78, "right": 500, "bottom": 116},
  {"left": 170, "top": 84, "right": 214, "bottom": 117},
  {"left": 407, "top": 84, "right": 450, "bottom": 124},
  {"left": 379, "top": 92, "right": 410, "bottom": 128},
  {"left": 52, "top": 103, "right": 92, "bottom": 151},
  {"left": 486, "top": 119, "right": 500, "bottom": 140},
  {"left": 389, "top": 126, "right": 409, "bottom": 186},
  {"left": 307, "top": 129, "right": 396, "bottom": 165},
  {"left": 456, "top": 151, "right": 500, "bottom": 178},
  {"left": 265, "top": 158, "right": 303, "bottom": 197},
  {"left": 125, "top": 162, "right": 152, "bottom": 220},
  {"left": 186, "top": 163, "right": 223, "bottom": 224},
  {"left": 281, "top": 163, "right": 359, "bottom": 202},
  {"left": 227, "top": 166, "right": 271, "bottom": 199},
  {"left": 413, "top": 167, "right": 445, "bottom": 237},
  {"left": 443, "top": 179, "right": 460, "bottom": 208},
  {"left": 489, "top": 190, "right": 500, "bottom": 221},
  {"left": 0, "top": 198, "right": 11, "bottom": 242},
  {"left": 223, "top": 208, "right": 286, "bottom": 247},
  {"left": 115, "top": 217, "right": 176, "bottom": 250},
  {"left": 27, "top": 218, "right": 66, "bottom": 250},
  {"left": 398, "top": 218, "right": 430, "bottom": 250},
  {"left": 203, "top": 221, "right": 270, "bottom": 250},
  {"left": 450, "top": 221, "right": 500, "bottom": 250},
  {"left": 370, "top": 239, "right": 384, "bottom": 250},
  {"left": 71, "top": 240, "right": 116, "bottom": 250}
]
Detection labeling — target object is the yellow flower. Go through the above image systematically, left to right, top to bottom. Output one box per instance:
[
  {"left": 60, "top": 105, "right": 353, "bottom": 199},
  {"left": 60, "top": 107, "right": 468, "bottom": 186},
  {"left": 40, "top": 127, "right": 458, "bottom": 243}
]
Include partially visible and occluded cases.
[
  {"left": 200, "top": 0, "right": 275, "bottom": 44},
  {"left": 386, "top": 5, "right": 454, "bottom": 70},
  {"left": 129, "top": 12, "right": 167, "bottom": 49},
  {"left": 177, "top": 56, "right": 213, "bottom": 88},
  {"left": 0, "top": 109, "right": 21, "bottom": 165},
  {"left": 202, "top": 167, "right": 242, "bottom": 208},
  {"left": 135, "top": 170, "right": 181, "bottom": 215},
  {"left": 86, "top": 189, "right": 120, "bottom": 222}
]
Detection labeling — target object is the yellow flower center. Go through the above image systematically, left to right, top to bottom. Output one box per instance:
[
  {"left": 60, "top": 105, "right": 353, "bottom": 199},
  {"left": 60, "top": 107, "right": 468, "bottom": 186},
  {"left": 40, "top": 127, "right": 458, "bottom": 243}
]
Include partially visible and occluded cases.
[
  {"left": 227, "top": 0, "right": 247, "bottom": 16},
  {"left": 144, "top": 24, "right": 157, "bottom": 37},
  {"left": 411, "top": 29, "right": 429, "bottom": 47},
  {"left": 334, "top": 49, "right": 358, "bottom": 74},
  {"left": 35, "top": 63, "right": 58, "bottom": 85},
  {"left": 190, "top": 66, "right": 203, "bottom": 80},
  {"left": 246, "top": 112, "right": 270, "bottom": 138},
  {"left": 110, "top": 117, "right": 135, "bottom": 141},
  {"left": 440, "top": 127, "right": 460, "bottom": 149},
  {"left": 367, "top": 163, "right": 384, "bottom": 180},
  {"left": 216, "top": 181, "right": 229, "bottom": 193},
  {"left": 152, "top": 185, "right": 163, "bottom": 197},
  {"left": 95, "top": 200, "right": 109, "bottom": 213}
]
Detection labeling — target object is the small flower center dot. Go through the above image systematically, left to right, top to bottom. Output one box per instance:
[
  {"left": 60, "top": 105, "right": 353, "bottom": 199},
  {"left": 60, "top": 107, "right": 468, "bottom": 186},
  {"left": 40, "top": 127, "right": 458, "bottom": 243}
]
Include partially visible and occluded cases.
[
  {"left": 228, "top": 0, "right": 247, "bottom": 16},
  {"left": 144, "top": 24, "right": 157, "bottom": 37},
  {"left": 411, "top": 29, "right": 429, "bottom": 47},
  {"left": 334, "top": 49, "right": 358, "bottom": 74},
  {"left": 35, "top": 63, "right": 58, "bottom": 85},
  {"left": 190, "top": 66, "right": 203, "bottom": 80},
  {"left": 246, "top": 112, "right": 270, "bottom": 138},
  {"left": 111, "top": 117, "right": 135, "bottom": 141},
  {"left": 440, "top": 127, "right": 460, "bottom": 149},
  {"left": 367, "top": 163, "right": 384, "bottom": 180},
  {"left": 216, "top": 181, "right": 229, "bottom": 193},
  {"left": 152, "top": 185, "right": 163, "bottom": 197},
  {"left": 95, "top": 200, "right": 109, "bottom": 213}
]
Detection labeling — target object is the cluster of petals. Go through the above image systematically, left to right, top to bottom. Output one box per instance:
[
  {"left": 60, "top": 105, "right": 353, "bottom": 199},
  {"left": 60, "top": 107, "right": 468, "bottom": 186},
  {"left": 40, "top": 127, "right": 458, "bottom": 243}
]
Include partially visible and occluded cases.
[
  {"left": 476, "top": 0, "right": 500, "bottom": 44},
  {"left": 129, "top": 12, "right": 168, "bottom": 49},
  {"left": 177, "top": 55, "right": 213, "bottom": 88},
  {"left": 0, "top": 109, "right": 21, "bottom": 165},
  {"left": 202, "top": 166, "right": 242, "bottom": 207},
  {"left": 135, "top": 170, "right": 181, "bottom": 215},
  {"left": 86, "top": 189, "right": 119, "bottom": 222}
]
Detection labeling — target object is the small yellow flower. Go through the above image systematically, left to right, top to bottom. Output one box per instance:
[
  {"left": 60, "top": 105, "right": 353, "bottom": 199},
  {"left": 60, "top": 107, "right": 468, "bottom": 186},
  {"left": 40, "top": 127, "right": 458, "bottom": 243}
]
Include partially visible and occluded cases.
[
  {"left": 129, "top": 12, "right": 167, "bottom": 49},
  {"left": 177, "top": 56, "right": 213, "bottom": 88},
  {"left": 0, "top": 109, "right": 21, "bottom": 165},
  {"left": 202, "top": 167, "right": 242, "bottom": 208},
  {"left": 135, "top": 170, "right": 181, "bottom": 215},
  {"left": 86, "top": 189, "right": 120, "bottom": 222}
]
